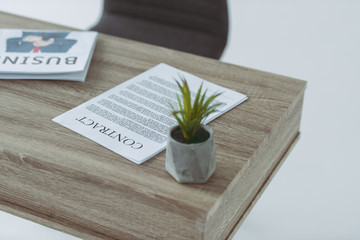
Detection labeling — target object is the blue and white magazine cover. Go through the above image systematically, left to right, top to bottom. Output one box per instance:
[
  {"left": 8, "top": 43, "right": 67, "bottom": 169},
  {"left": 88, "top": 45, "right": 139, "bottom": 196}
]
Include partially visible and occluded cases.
[{"left": 0, "top": 29, "right": 97, "bottom": 81}]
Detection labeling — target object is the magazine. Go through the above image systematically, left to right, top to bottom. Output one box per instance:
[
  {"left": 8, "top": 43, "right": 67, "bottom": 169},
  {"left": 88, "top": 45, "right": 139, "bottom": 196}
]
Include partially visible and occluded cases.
[{"left": 0, "top": 29, "right": 97, "bottom": 82}]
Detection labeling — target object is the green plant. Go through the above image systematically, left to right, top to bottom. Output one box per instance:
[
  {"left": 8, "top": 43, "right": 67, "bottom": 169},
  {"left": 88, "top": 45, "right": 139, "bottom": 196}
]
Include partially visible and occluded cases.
[{"left": 170, "top": 75, "right": 222, "bottom": 142}]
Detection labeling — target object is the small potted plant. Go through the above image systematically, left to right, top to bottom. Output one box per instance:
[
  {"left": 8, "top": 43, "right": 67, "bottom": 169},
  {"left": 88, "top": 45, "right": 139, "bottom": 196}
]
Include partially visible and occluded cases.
[{"left": 166, "top": 76, "right": 222, "bottom": 183}]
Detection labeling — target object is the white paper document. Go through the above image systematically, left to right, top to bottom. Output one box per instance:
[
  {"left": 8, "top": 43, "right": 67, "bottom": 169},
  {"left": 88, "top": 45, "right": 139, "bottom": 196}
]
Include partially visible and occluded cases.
[
  {"left": 0, "top": 29, "right": 97, "bottom": 82},
  {"left": 53, "top": 63, "right": 248, "bottom": 164}
]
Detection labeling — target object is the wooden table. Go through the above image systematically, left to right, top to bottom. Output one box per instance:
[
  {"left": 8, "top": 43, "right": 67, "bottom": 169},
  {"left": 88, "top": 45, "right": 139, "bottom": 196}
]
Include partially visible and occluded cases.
[{"left": 0, "top": 12, "right": 306, "bottom": 240}]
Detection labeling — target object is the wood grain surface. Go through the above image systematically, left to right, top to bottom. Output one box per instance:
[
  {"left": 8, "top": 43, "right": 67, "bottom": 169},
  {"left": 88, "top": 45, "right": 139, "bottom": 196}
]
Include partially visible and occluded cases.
[{"left": 0, "top": 11, "right": 306, "bottom": 240}]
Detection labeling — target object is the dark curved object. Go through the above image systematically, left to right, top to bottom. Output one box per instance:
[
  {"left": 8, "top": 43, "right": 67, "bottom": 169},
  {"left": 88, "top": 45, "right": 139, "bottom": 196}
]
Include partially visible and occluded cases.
[{"left": 92, "top": 0, "right": 229, "bottom": 59}]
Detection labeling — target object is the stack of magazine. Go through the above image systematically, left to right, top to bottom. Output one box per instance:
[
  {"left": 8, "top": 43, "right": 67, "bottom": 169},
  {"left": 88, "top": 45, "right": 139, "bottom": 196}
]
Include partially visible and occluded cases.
[{"left": 0, "top": 29, "right": 97, "bottom": 82}]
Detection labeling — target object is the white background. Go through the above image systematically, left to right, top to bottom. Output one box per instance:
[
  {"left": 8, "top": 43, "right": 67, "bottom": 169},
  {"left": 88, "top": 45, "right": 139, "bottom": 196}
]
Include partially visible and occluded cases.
[{"left": 1, "top": 0, "right": 359, "bottom": 239}]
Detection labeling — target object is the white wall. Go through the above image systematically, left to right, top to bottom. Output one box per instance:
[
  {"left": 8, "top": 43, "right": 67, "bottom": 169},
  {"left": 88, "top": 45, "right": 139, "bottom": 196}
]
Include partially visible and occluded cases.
[{"left": 224, "top": 1, "right": 360, "bottom": 239}]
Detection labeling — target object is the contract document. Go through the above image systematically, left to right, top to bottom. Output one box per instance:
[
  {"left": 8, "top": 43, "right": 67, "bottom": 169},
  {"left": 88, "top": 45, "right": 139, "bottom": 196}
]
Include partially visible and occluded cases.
[{"left": 53, "top": 63, "right": 248, "bottom": 164}]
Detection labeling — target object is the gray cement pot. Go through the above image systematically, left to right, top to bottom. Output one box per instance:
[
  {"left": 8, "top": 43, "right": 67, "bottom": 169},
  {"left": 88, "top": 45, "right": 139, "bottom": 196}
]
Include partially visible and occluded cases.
[{"left": 165, "top": 125, "right": 216, "bottom": 183}]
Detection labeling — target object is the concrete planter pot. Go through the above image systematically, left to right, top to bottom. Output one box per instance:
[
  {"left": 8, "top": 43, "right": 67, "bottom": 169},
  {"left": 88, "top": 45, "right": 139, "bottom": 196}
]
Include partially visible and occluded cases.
[{"left": 165, "top": 125, "right": 216, "bottom": 183}]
